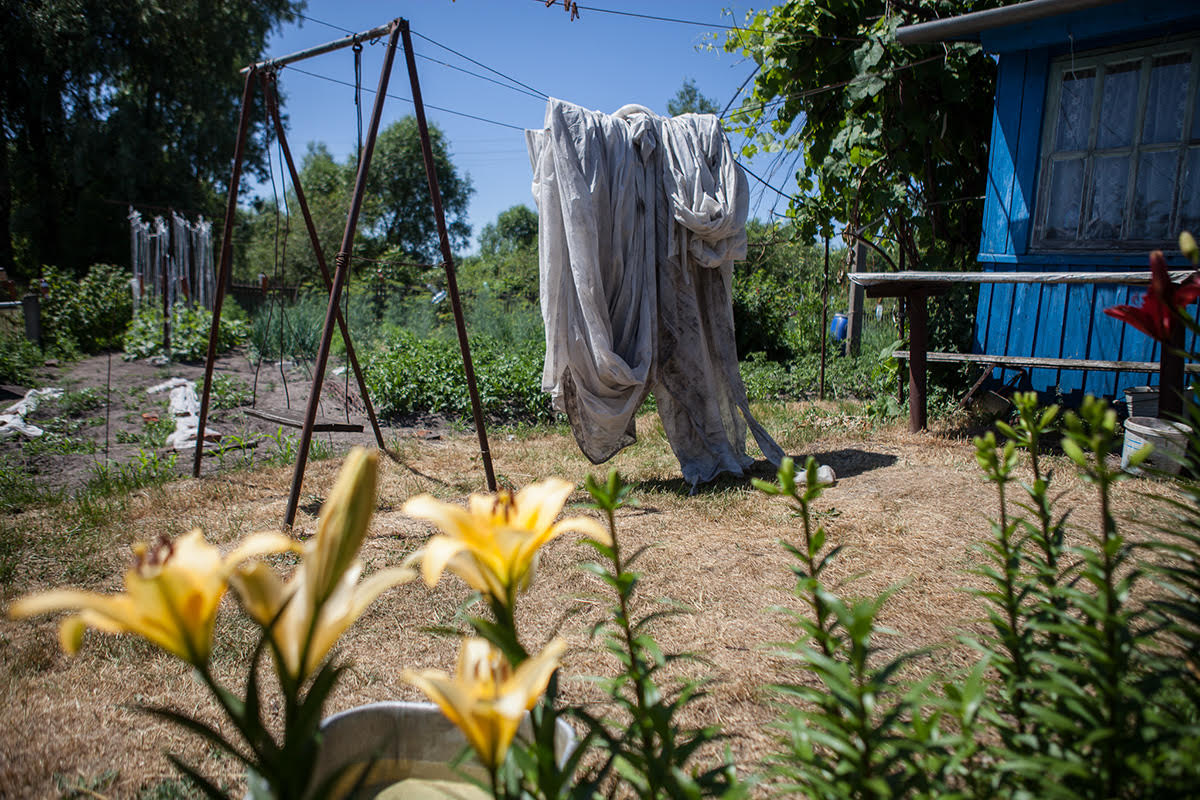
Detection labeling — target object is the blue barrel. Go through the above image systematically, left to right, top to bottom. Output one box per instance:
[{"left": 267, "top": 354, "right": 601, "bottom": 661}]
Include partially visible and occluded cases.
[{"left": 830, "top": 312, "right": 848, "bottom": 342}]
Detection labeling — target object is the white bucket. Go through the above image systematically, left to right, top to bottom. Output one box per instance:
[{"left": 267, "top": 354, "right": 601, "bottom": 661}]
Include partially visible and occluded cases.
[
  {"left": 1124, "top": 386, "right": 1159, "bottom": 418},
  {"left": 1122, "top": 416, "right": 1190, "bottom": 474},
  {"left": 281, "top": 701, "right": 577, "bottom": 800}
]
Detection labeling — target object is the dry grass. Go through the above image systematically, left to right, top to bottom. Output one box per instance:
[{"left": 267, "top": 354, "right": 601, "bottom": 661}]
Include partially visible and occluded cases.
[{"left": 0, "top": 403, "right": 1172, "bottom": 798}]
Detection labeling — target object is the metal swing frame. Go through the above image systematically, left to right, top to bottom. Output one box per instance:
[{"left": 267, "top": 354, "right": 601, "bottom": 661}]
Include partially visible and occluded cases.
[{"left": 193, "top": 17, "right": 497, "bottom": 527}]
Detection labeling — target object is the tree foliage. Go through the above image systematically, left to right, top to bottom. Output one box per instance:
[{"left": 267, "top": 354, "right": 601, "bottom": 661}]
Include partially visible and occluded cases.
[
  {"left": 0, "top": 0, "right": 304, "bottom": 281},
  {"left": 724, "top": 0, "right": 1000, "bottom": 272},
  {"left": 667, "top": 78, "right": 719, "bottom": 116},
  {"left": 363, "top": 116, "right": 473, "bottom": 263},
  {"left": 242, "top": 118, "right": 473, "bottom": 288},
  {"left": 479, "top": 205, "right": 537, "bottom": 258}
]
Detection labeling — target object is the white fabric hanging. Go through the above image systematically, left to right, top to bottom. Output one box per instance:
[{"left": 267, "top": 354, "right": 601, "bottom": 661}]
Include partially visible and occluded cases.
[{"left": 527, "top": 98, "right": 785, "bottom": 486}]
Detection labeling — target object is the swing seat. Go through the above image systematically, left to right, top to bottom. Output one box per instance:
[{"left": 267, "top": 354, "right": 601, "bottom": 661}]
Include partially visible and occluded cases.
[{"left": 244, "top": 407, "right": 363, "bottom": 433}]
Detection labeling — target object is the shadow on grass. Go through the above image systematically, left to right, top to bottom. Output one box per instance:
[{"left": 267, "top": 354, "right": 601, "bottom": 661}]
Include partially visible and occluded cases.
[{"left": 628, "top": 447, "right": 898, "bottom": 497}]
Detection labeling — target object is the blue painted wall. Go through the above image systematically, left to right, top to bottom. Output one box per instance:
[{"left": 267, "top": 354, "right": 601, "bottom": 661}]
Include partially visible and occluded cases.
[{"left": 970, "top": 1, "right": 1200, "bottom": 403}]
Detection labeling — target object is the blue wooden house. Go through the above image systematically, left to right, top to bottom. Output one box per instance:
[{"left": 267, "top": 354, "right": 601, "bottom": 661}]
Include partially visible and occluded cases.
[{"left": 897, "top": 0, "right": 1200, "bottom": 404}]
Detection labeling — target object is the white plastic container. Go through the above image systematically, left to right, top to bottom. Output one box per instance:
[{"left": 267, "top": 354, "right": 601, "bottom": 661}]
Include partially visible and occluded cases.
[
  {"left": 1124, "top": 386, "right": 1159, "bottom": 418},
  {"left": 1122, "top": 416, "right": 1190, "bottom": 475},
  {"left": 285, "top": 701, "right": 577, "bottom": 800}
]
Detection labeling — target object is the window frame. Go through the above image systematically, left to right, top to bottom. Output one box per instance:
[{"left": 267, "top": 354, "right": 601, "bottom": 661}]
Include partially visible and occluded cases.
[{"left": 1031, "top": 35, "right": 1200, "bottom": 251}]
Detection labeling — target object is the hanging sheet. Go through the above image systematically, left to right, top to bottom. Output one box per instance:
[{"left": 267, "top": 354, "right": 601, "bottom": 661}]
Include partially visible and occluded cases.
[{"left": 527, "top": 98, "right": 784, "bottom": 486}]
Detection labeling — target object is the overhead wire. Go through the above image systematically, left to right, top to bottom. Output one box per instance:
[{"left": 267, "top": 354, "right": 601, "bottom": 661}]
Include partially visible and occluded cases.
[
  {"left": 529, "top": 0, "right": 865, "bottom": 41},
  {"left": 294, "top": 12, "right": 547, "bottom": 101},
  {"left": 283, "top": 65, "right": 527, "bottom": 131}
]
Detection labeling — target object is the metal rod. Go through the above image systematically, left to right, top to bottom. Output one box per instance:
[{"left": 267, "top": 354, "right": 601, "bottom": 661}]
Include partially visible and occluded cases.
[
  {"left": 399, "top": 18, "right": 497, "bottom": 492},
  {"left": 242, "top": 20, "right": 397, "bottom": 73},
  {"left": 284, "top": 20, "right": 403, "bottom": 527},
  {"left": 194, "top": 67, "right": 258, "bottom": 478},
  {"left": 262, "top": 71, "right": 388, "bottom": 453},
  {"left": 819, "top": 234, "right": 828, "bottom": 402}
]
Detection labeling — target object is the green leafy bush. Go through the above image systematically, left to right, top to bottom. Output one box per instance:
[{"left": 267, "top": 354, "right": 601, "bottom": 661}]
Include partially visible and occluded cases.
[
  {"left": 41, "top": 263, "right": 134, "bottom": 354},
  {"left": 125, "top": 303, "right": 248, "bottom": 362},
  {"left": 0, "top": 329, "right": 42, "bottom": 384},
  {"left": 366, "top": 329, "right": 553, "bottom": 424}
]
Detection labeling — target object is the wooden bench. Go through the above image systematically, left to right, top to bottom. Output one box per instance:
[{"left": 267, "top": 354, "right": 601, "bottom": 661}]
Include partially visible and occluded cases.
[{"left": 850, "top": 270, "right": 1196, "bottom": 431}]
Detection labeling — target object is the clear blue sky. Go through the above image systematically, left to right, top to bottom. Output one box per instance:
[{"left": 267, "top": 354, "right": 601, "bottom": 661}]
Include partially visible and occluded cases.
[{"left": 255, "top": 0, "right": 801, "bottom": 253}]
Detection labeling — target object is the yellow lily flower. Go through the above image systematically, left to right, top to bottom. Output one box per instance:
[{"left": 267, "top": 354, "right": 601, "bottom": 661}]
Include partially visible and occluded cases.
[
  {"left": 230, "top": 447, "right": 415, "bottom": 681},
  {"left": 402, "top": 478, "right": 609, "bottom": 604},
  {"left": 8, "top": 529, "right": 295, "bottom": 665},
  {"left": 404, "top": 637, "right": 566, "bottom": 770}
]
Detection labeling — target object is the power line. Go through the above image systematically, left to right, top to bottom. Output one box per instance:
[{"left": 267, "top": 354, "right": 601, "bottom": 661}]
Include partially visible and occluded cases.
[{"left": 282, "top": 65, "right": 527, "bottom": 131}]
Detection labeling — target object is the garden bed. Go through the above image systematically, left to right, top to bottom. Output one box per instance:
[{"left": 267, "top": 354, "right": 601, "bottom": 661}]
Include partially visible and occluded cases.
[{"left": 0, "top": 368, "right": 1171, "bottom": 797}]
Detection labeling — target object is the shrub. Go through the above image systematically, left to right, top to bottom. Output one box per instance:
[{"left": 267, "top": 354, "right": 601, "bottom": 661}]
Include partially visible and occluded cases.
[
  {"left": 41, "top": 263, "right": 134, "bottom": 354},
  {"left": 124, "top": 303, "right": 249, "bottom": 362},
  {"left": 366, "top": 329, "right": 553, "bottom": 424},
  {"left": 0, "top": 330, "right": 42, "bottom": 384}
]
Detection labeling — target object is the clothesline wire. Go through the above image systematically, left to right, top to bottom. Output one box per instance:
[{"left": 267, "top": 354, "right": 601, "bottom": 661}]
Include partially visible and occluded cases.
[
  {"left": 530, "top": 0, "right": 866, "bottom": 42},
  {"left": 292, "top": 12, "right": 547, "bottom": 102},
  {"left": 409, "top": 30, "right": 551, "bottom": 101},
  {"left": 721, "top": 53, "right": 947, "bottom": 120},
  {"left": 282, "top": 65, "right": 527, "bottom": 131}
]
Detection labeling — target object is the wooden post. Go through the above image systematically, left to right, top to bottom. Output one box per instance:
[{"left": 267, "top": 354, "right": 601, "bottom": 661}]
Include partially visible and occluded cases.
[
  {"left": 284, "top": 21, "right": 404, "bottom": 527},
  {"left": 846, "top": 238, "right": 866, "bottom": 356},
  {"left": 907, "top": 290, "right": 928, "bottom": 432},
  {"left": 21, "top": 293, "right": 40, "bottom": 347},
  {"left": 1159, "top": 323, "right": 1185, "bottom": 420}
]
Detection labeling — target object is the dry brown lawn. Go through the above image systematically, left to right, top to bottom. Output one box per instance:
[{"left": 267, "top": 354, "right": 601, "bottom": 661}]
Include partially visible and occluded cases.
[{"left": 0, "top": 404, "right": 1171, "bottom": 799}]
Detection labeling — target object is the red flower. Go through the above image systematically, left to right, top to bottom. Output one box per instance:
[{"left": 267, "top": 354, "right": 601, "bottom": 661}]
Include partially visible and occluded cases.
[{"left": 1104, "top": 251, "right": 1200, "bottom": 343}]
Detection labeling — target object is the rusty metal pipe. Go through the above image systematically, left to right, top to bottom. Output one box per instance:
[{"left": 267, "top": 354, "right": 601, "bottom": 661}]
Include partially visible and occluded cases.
[
  {"left": 399, "top": 19, "right": 496, "bottom": 492},
  {"left": 284, "top": 20, "right": 403, "bottom": 527},
  {"left": 194, "top": 67, "right": 258, "bottom": 478}
]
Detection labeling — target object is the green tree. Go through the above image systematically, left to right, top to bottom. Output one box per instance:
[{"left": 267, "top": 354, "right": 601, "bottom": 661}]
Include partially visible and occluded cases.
[
  {"left": 0, "top": 0, "right": 304, "bottom": 281},
  {"left": 723, "top": 0, "right": 998, "bottom": 273},
  {"left": 667, "top": 78, "right": 719, "bottom": 116},
  {"left": 363, "top": 116, "right": 473, "bottom": 263},
  {"left": 478, "top": 204, "right": 537, "bottom": 257},
  {"left": 459, "top": 205, "right": 539, "bottom": 307}
]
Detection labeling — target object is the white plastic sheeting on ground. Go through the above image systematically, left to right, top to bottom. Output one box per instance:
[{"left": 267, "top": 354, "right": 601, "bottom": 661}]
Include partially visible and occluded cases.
[
  {"left": 527, "top": 98, "right": 787, "bottom": 486},
  {"left": 148, "top": 378, "right": 217, "bottom": 450},
  {"left": 0, "top": 388, "right": 63, "bottom": 439}
]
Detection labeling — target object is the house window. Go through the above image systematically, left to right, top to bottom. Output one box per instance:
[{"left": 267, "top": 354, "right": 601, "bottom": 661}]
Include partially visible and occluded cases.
[{"left": 1033, "top": 37, "right": 1200, "bottom": 250}]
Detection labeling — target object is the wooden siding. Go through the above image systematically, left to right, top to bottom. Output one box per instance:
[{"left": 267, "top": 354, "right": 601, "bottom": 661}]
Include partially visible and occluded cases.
[{"left": 970, "top": 8, "right": 1200, "bottom": 403}]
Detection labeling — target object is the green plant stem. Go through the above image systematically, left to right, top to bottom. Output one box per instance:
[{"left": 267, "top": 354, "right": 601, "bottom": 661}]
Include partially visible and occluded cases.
[{"left": 603, "top": 503, "right": 661, "bottom": 798}]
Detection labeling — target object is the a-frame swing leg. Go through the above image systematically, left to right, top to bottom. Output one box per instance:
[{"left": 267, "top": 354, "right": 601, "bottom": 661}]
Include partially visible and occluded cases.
[
  {"left": 399, "top": 19, "right": 497, "bottom": 493},
  {"left": 283, "top": 21, "right": 404, "bottom": 527},
  {"left": 194, "top": 67, "right": 258, "bottom": 478},
  {"left": 261, "top": 71, "right": 387, "bottom": 453}
]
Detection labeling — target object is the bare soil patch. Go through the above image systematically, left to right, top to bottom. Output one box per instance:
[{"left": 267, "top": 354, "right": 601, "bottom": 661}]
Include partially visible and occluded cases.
[{"left": 0, "top": 352, "right": 1174, "bottom": 798}]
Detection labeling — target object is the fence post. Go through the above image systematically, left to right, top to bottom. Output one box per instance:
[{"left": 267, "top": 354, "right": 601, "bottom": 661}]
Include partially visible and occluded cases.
[{"left": 22, "top": 293, "right": 41, "bottom": 347}]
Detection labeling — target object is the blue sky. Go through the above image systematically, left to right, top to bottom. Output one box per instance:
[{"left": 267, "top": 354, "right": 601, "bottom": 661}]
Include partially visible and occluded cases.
[{"left": 255, "top": 0, "right": 801, "bottom": 252}]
